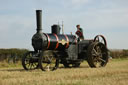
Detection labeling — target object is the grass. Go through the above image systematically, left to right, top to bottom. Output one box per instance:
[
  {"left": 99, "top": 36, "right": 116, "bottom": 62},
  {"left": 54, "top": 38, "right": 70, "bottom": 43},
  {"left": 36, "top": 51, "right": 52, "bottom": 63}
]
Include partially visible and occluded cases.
[
  {"left": 0, "top": 59, "right": 128, "bottom": 85},
  {"left": 0, "top": 61, "right": 21, "bottom": 68}
]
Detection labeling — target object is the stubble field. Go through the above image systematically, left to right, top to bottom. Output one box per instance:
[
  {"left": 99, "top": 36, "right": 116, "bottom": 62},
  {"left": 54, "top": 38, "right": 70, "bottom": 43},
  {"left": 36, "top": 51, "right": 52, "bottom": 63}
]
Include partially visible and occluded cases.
[{"left": 0, "top": 59, "right": 128, "bottom": 85}]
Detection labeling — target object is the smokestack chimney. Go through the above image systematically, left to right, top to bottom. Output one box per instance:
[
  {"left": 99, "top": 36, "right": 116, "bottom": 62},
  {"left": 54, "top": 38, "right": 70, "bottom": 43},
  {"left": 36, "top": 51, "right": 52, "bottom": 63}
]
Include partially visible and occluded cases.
[{"left": 36, "top": 10, "right": 42, "bottom": 33}]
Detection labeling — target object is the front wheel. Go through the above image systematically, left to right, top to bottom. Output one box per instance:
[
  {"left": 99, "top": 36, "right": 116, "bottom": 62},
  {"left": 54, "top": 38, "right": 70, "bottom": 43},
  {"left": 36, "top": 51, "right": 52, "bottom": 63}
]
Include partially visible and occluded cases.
[
  {"left": 87, "top": 42, "right": 108, "bottom": 68},
  {"left": 22, "top": 51, "right": 39, "bottom": 70},
  {"left": 38, "top": 52, "right": 59, "bottom": 71}
]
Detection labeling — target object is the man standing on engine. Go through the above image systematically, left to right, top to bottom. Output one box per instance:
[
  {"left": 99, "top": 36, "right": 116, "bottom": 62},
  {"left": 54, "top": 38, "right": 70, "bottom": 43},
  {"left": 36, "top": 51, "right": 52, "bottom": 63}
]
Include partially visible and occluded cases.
[{"left": 75, "top": 25, "right": 84, "bottom": 41}]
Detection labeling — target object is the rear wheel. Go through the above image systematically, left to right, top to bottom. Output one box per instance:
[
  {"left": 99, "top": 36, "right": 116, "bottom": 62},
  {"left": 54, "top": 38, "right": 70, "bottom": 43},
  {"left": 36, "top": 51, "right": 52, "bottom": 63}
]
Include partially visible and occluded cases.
[{"left": 87, "top": 42, "right": 108, "bottom": 68}]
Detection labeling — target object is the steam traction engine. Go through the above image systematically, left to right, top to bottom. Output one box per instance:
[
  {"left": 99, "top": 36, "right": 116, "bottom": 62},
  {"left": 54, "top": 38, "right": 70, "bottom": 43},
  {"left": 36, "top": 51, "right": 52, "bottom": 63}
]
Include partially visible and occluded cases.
[{"left": 22, "top": 10, "right": 109, "bottom": 71}]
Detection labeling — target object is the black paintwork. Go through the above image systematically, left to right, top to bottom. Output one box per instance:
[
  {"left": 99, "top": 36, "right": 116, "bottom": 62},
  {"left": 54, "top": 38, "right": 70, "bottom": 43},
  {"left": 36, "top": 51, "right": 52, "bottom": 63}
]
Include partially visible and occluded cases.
[
  {"left": 36, "top": 10, "right": 42, "bottom": 33},
  {"left": 51, "top": 25, "right": 61, "bottom": 34}
]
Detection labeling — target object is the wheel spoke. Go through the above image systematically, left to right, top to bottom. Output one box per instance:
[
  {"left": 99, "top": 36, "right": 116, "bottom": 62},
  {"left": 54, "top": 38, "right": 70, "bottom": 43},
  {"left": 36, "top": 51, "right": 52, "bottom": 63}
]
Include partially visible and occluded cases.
[
  {"left": 92, "top": 48, "right": 98, "bottom": 55},
  {"left": 92, "top": 53, "right": 97, "bottom": 56},
  {"left": 49, "top": 57, "right": 55, "bottom": 70},
  {"left": 99, "top": 58, "right": 106, "bottom": 63},
  {"left": 28, "top": 63, "right": 31, "bottom": 69},
  {"left": 31, "top": 63, "right": 35, "bottom": 68},
  {"left": 33, "top": 63, "right": 38, "bottom": 67},
  {"left": 43, "top": 63, "right": 49, "bottom": 69},
  {"left": 30, "top": 64, "right": 32, "bottom": 69}
]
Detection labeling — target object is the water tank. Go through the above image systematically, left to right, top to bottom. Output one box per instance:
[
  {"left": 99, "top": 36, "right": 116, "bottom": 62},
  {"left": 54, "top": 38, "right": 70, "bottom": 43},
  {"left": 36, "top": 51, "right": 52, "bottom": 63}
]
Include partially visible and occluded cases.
[{"left": 51, "top": 24, "right": 61, "bottom": 34}]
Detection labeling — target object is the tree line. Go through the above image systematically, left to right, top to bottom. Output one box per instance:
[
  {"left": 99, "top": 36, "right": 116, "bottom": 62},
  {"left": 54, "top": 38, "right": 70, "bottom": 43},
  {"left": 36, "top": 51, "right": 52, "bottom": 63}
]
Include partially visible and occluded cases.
[
  {"left": 0, "top": 48, "right": 128, "bottom": 63},
  {"left": 0, "top": 48, "right": 28, "bottom": 63},
  {"left": 109, "top": 49, "right": 128, "bottom": 58}
]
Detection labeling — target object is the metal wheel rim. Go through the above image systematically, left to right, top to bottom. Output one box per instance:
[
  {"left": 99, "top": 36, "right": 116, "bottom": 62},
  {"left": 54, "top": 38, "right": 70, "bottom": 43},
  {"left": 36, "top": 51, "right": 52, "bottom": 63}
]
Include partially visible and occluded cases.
[
  {"left": 91, "top": 43, "right": 108, "bottom": 67},
  {"left": 23, "top": 52, "right": 39, "bottom": 70},
  {"left": 40, "top": 55, "right": 58, "bottom": 71}
]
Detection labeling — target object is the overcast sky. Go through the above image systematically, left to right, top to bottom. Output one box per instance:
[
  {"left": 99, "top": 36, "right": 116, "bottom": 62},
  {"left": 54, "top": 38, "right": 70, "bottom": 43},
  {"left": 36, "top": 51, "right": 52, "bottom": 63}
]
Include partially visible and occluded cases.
[{"left": 0, "top": 0, "right": 128, "bottom": 50}]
